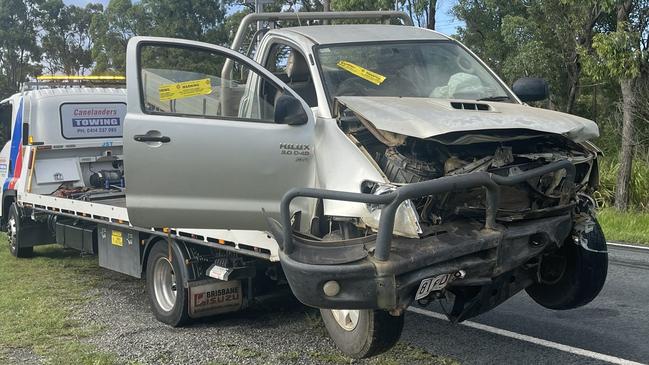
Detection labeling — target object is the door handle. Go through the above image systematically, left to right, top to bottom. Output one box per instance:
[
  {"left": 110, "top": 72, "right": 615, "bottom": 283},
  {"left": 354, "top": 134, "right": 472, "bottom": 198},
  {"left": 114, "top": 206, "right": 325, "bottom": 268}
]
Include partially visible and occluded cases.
[{"left": 133, "top": 135, "right": 171, "bottom": 143}]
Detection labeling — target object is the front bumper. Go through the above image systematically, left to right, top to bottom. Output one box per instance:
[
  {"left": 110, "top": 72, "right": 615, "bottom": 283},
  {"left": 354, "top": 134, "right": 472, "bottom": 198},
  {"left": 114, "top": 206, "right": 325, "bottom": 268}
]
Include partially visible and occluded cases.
[{"left": 270, "top": 160, "right": 576, "bottom": 312}]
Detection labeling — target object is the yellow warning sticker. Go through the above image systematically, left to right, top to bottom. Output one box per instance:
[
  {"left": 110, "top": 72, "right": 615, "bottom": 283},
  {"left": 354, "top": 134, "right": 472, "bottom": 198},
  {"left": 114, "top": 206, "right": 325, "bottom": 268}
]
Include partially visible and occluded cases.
[
  {"left": 336, "top": 61, "right": 386, "bottom": 85},
  {"left": 159, "top": 78, "right": 212, "bottom": 101},
  {"left": 111, "top": 230, "right": 123, "bottom": 247}
]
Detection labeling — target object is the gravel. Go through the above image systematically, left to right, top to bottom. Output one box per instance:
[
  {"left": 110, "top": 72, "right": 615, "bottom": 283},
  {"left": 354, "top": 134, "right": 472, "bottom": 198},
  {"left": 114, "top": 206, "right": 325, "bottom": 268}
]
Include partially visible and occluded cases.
[
  {"left": 76, "top": 269, "right": 450, "bottom": 365},
  {"left": 1, "top": 348, "right": 42, "bottom": 364}
]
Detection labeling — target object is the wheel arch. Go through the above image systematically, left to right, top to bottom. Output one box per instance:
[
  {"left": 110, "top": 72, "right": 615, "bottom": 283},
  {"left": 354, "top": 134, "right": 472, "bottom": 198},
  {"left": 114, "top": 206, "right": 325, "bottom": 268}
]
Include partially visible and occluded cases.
[
  {"left": 1, "top": 190, "right": 17, "bottom": 226},
  {"left": 141, "top": 235, "right": 192, "bottom": 288}
]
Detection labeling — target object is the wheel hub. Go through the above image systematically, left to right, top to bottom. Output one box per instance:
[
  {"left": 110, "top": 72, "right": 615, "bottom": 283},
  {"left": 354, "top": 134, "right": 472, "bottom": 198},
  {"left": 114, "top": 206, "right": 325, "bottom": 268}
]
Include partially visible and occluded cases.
[
  {"left": 153, "top": 257, "right": 177, "bottom": 312},
  {"left": 331, "top": 309, "right": 360, "bottom": 331}
]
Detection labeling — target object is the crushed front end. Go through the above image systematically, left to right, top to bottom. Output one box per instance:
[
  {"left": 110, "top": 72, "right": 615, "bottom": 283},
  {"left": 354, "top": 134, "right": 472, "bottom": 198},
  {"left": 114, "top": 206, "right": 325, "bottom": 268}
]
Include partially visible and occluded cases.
[
  {"left": 270, "top": 100, "right": 606, "bottom": 323},
  {"left": 273, "top": 158, "right": 594, "bottom": 320}
]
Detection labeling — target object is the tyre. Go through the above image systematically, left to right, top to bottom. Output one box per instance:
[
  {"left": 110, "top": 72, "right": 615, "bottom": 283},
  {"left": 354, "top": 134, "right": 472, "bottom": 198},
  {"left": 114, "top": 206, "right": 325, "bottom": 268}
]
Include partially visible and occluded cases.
[
  {"left": 7, "top": 203, "right": 33, "bottom": 258},
  {"left": 526, "top": 218, "right": 608, "bottom": 310},
  {"left": 145, "top": 240, "right": 189, "bottom": 326},
  {"left": 320, "top": 308, "right": 404, "bottom": 358}
]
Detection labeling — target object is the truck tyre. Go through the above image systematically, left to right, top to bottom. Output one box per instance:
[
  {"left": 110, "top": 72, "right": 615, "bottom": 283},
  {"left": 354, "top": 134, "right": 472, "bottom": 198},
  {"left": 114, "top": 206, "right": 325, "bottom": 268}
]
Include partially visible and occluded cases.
[
  {"left": 7, "top": 203, "right": 33, "bottom": 258},
  {"left": 526, "top": 219, "right": 608, "bottom": 310},
  {"left": 146, "top": 241, "right": 189, "bottom": 326},
  {"left": 320, "top": 308, "right": 404, "bottom": 358}
]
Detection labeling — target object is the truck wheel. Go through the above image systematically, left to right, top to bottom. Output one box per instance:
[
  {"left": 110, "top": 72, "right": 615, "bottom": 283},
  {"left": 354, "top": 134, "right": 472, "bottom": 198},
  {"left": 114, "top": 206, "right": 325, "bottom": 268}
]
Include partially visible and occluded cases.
[
  {"left": 7, "top": 203, "right": 33, "bottom": 258},
  {"left": 526, "top": 219, "right": 608, "bottom": 310},
  {"left": 145, "top": 241, "right": 189, "bottom": 326},
  {"left": 320, "top": 308, "right": 404, "bottom": 358}
]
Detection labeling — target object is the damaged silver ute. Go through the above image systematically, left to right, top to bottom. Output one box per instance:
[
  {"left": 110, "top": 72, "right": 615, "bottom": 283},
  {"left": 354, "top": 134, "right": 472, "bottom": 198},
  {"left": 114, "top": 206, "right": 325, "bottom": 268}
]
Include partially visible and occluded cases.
[
  {"left": 122, "top": 11, "right": 607, "bottom": 359},
  {"left": 265, "top": 20, "right": 606, "bottom": 358}
]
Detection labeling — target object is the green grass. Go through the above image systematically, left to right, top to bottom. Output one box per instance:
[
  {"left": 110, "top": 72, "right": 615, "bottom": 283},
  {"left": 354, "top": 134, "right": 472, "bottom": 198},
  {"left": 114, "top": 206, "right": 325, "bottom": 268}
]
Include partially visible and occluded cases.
[
  {"left": 598, "top": 208, "right": 649, "bottom": 245},
  {"left": 0, "top": 236, "right": 117, "bottom": 365}
]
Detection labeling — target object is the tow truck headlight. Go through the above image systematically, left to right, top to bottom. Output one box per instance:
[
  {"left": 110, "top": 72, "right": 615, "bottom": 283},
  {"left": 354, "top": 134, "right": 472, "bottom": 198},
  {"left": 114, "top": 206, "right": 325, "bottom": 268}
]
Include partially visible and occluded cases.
[{"left": 361, "top": 183, "right": 423, "bottom": 238}]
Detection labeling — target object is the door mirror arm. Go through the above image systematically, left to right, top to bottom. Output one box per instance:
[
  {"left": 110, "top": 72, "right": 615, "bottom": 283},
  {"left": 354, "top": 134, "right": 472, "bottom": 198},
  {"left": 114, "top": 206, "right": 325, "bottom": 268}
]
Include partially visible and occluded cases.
[{"left": 274, "top": 92, "right": 308, "bottom": 126}]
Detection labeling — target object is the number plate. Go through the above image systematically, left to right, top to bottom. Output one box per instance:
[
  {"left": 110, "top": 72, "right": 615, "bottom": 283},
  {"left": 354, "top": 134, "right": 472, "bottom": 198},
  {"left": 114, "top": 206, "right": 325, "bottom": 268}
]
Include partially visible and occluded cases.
[{"left": 415, "top": 274, "right": 452, "bottom": 300}]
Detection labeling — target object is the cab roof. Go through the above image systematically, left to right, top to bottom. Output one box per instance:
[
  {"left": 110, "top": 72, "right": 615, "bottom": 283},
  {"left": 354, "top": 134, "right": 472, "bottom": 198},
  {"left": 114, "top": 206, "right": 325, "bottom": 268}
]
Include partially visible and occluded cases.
[
  {"left": 271, "top": 24, "right": 449, "bottom": 45},
  {"left": 1, "top": 87, "right": 126, "bottom": 104},
  {"left": 25, "top": 87, "right": 126, "bottom": 100}
]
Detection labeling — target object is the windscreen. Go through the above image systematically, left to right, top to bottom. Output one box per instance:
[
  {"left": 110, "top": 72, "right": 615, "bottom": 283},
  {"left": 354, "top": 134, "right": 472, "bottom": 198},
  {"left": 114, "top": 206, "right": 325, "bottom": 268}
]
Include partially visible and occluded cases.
[{"left": 316, "top": 41, "right": 512, "bottom": 102}]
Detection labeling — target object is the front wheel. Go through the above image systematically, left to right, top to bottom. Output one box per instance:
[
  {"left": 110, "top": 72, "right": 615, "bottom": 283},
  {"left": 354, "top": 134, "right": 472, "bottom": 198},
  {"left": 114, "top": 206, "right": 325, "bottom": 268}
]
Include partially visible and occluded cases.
[
  {"left": 8, "top": 203, "right": 33, "bottom": 258},
  {"left": 526, "top": 218, "right": 608, "bottom": 310},
  {"left": 145, "top": 240, "right": 189, "bottom": 326},
  {"left": 320, "top": 308, "right": 404, "bottom": 358}
]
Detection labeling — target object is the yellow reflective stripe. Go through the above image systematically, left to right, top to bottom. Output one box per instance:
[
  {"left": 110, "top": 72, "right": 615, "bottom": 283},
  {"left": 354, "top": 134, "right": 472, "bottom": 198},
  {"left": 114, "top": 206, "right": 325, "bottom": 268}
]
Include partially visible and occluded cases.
[
  {"left": 336, "top": 60, "right": 386, "bottom": 86},
  {"left": 159, "top": 78, "right": 212, "bottom": 101}
]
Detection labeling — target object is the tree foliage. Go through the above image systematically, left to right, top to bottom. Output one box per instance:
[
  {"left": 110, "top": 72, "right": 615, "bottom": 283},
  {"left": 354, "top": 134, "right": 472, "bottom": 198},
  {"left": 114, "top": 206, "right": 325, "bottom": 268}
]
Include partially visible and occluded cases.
[
  {"left": 0, "top": 0, "right": 42, "bottom": 94},
  {"left": 41, "top": 0, "right": 102, "bottom": 75},
  {"left": 453, "top": 0, "right": 608, "bottom": 113}
]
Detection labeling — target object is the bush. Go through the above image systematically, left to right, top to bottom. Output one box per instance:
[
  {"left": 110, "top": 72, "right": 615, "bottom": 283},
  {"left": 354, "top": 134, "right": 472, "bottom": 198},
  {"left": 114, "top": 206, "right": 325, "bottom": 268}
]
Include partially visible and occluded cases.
[{"left": 595, "top": 157, "right": 649, "bottom": 211}]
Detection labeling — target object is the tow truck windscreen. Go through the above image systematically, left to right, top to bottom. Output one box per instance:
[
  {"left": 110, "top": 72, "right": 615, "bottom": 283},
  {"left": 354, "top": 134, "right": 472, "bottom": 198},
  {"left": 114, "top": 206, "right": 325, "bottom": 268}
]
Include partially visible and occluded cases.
[{"left": 316, "top": 41, "right": 513, "bottom": 102}]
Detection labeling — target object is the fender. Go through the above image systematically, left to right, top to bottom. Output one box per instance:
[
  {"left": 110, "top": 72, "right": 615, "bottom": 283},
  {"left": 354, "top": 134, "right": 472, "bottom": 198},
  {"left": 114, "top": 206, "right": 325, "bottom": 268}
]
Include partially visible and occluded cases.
[
  {"left": 1, "top": 189, "right": 17, "bottom": 225},
  {"left": 141, "top": 235, "right": 193, "bottom": 288}
]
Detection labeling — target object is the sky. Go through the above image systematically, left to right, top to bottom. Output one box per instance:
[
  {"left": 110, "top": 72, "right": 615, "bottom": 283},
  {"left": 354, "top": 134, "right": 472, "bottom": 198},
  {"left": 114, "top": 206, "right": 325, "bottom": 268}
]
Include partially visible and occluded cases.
[
  {"left": 62, "top": 0, "right": 464, "bottom": 35},
  {"left": 431, "top": 0, "right": 464, "bottom": 35}
]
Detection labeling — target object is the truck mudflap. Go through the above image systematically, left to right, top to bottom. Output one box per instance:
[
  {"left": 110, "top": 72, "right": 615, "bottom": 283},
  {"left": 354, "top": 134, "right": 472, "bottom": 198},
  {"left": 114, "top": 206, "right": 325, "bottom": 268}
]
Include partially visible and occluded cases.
[{"left": 268, "top": 160, "right": 577, "bottom": 317}]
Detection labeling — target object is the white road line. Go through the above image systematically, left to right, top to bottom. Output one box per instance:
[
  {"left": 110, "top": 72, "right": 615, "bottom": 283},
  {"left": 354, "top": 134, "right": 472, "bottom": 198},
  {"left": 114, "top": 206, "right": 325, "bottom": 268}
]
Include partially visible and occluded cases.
[
  {"left": 607, "top": 242, "right": 649, "bottom": 251},
  {"left": 407, "top": 307, "right": 646, "bottom": 365}
]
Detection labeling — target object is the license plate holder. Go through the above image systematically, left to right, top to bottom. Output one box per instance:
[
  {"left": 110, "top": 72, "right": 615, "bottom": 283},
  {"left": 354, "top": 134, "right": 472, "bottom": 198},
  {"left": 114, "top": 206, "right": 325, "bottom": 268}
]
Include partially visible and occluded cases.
[{"left": 415, "top": 273, "right": 452, "bottom": 300}]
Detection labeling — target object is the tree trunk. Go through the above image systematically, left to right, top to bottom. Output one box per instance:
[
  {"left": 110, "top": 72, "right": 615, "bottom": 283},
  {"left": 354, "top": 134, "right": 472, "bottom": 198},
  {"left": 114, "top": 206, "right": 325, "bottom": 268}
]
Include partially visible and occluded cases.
[
  {"left": 322, "top": 0, "right": 330, "bottom": 12},
  {"left": 427, "top": 0, "right": 437, "bottom": 30},
  {"left": 566, "top": 74, "right": 578, "bottom": 114},
  {"left": 614, "top": 78, "right": 636, "bottom": 211}
]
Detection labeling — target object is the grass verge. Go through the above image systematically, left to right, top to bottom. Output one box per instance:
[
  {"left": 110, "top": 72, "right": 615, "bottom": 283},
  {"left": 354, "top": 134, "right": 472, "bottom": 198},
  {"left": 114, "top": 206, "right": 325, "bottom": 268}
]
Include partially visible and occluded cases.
[
  {"left": 598, "top": 208, "right": 649, "bottom": 245},
  {"left": 0, "top": 235, "right": 117, "bottom": 364}
]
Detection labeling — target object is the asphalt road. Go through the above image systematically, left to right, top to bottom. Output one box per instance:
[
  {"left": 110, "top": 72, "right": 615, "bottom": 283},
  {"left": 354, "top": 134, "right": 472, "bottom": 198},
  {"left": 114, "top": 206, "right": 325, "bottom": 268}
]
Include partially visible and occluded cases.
[{"left": 403, "top": 243, "right": 649, "bottom": 365}]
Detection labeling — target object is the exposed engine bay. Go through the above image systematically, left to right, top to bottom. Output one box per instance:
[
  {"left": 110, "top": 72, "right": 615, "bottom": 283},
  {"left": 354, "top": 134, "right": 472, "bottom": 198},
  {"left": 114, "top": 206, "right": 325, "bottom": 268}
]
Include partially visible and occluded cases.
[{"left": 339, "top": 112, "right": 599, "bottom": 233}]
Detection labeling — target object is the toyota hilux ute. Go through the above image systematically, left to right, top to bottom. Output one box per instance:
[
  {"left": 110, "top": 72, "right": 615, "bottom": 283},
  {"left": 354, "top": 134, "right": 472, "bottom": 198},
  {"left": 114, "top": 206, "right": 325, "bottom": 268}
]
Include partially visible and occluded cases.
[{"left": 5, "top": 12, "right": 607, "bottom": 359}]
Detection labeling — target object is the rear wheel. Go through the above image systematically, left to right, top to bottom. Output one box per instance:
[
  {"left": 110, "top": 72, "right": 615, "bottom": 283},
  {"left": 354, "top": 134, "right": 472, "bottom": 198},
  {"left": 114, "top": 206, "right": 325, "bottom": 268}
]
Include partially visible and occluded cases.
[
  {"left": 8, "top": 203, "right": 33, "bottom": 258},
  {"left": 526, "top": 218, "right": 608, "bottom": 310},
  {"left": 146, "top": 240, "right": 189, "bottom": 326},
  {"left": 320, "top": 308, "right": 404, "bottom": 358}
]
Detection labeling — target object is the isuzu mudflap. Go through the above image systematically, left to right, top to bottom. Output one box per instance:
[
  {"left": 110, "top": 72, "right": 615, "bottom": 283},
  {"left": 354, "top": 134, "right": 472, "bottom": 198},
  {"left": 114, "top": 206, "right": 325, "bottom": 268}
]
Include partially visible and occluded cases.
[{"left": 187, "top": 279, "right": 242, "bottom": 318}]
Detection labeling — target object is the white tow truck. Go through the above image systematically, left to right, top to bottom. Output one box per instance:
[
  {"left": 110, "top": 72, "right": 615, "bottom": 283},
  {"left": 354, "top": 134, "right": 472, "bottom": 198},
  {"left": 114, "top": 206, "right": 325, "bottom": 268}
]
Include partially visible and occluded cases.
[{"left": 4, "top": 12, "right": 607, "bottom": 359}]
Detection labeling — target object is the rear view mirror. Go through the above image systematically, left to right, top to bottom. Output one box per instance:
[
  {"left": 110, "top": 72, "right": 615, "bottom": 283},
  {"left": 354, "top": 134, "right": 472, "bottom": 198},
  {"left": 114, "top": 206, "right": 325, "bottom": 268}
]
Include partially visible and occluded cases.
[
  {"left": 512, "top": 78, "right": 549, "bottom": 102},
  {"left": 274, "top": 93, "right": 308, "bottom": 125}
]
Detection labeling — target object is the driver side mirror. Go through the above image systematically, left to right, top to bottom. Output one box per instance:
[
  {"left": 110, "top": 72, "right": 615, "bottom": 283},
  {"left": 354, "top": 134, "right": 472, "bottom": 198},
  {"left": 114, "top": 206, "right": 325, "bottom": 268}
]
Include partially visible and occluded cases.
[
  {"left": 512, "top": 77, "right": 549, "bottom": 102},
  {"left": 274, "top": 92, "right": 308, "bottom": 125}
]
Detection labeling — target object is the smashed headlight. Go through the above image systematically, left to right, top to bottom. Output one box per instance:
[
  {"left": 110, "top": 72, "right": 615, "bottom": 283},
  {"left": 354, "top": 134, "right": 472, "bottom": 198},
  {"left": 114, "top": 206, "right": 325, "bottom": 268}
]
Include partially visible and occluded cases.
[{"left": 361, "top": 183, "right": 423, "bottom": 238}]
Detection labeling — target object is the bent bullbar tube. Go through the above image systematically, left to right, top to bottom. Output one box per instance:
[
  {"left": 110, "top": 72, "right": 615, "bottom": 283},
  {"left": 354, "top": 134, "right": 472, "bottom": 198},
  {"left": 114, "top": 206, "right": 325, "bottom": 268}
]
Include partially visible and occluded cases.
[{"left": 279, "top": 159, "right": 576, "bottom": 262}]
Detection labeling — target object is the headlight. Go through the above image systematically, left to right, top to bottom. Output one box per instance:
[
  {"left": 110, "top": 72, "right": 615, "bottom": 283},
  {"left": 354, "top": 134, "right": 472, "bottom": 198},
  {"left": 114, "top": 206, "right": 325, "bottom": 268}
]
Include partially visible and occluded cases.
[{"left": 361, "top": 183, "right": 423, "bottom": 238}]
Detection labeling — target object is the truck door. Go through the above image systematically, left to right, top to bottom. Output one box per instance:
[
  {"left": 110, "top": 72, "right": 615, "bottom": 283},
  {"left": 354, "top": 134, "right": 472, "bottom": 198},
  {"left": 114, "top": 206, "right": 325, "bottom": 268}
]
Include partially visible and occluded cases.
[{"left": 124, "top": 37, "right": 316, "bottom": 230}]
